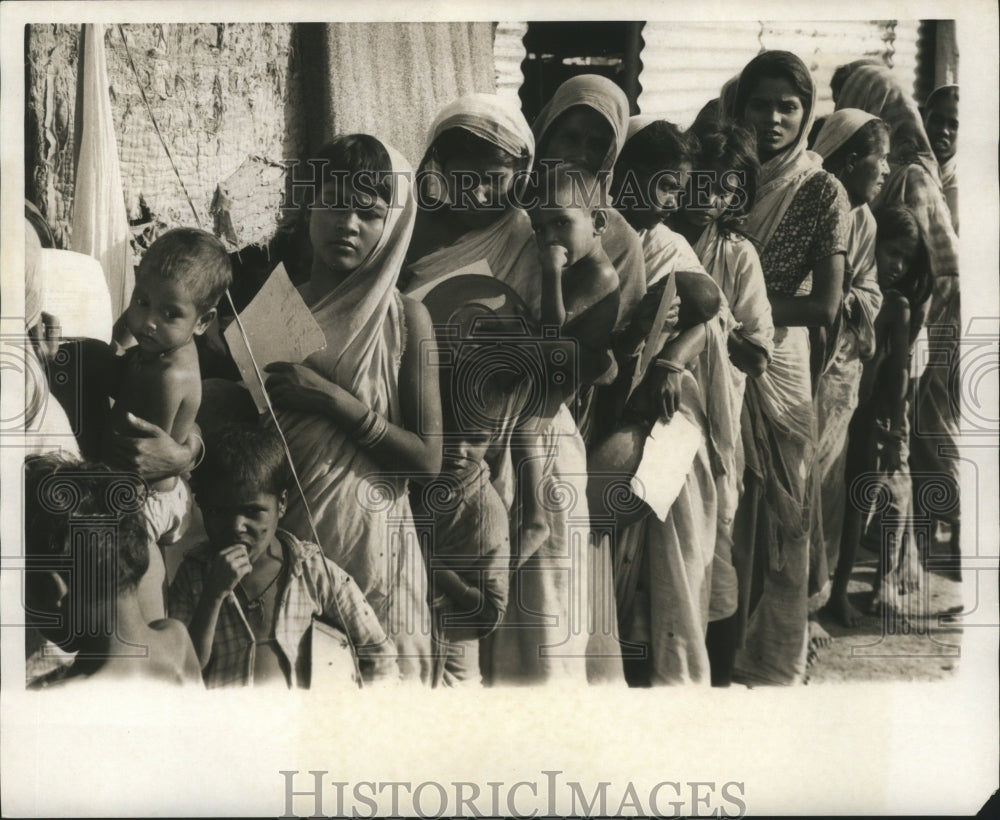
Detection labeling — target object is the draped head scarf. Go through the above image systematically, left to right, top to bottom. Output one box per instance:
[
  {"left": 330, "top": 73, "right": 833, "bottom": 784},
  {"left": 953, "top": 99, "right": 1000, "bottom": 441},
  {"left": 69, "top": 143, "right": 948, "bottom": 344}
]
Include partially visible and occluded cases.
[
  {"left": 730, "top": 51, "right": 823, "bottom": 250},
  {"left": 835, "top": 64, "right": 938, "bottom": 179},
  {"left": 837, "top": 65, "right": 958, "bottom": 279},
  {"left": 532, "top": 74, "right": 630, "bottom": 176},
  {"left": 405, "top": 93, "right": 537, "bottom": 292},
  {"left": 811, "top": 108, "right": 880, "bottom": 160},
  {"left": 303, "top": 137, "right": 417, "bottom": 412}
]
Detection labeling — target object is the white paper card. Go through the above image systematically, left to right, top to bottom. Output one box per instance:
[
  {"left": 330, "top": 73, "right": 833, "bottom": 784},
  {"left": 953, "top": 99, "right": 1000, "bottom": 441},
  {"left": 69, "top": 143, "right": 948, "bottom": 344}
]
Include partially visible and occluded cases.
[
  {"left": 405, "top": 257, "right": 493, "bottom": 302},
  {"left": 223, "top": 263, "right": 327, "bottom": 413},
  {"left": 630, "top": 412, "right": 703, "bottom": 521}
]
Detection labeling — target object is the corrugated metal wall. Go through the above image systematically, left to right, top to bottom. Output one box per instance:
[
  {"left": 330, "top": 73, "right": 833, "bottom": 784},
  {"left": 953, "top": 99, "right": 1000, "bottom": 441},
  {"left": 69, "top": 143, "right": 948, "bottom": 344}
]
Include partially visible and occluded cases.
[
  {"left": 496, "top": 20, "right": 929, "bottom": 129},
  {"left": 638, "top": 20, "right": 925, "bottom": 127}
]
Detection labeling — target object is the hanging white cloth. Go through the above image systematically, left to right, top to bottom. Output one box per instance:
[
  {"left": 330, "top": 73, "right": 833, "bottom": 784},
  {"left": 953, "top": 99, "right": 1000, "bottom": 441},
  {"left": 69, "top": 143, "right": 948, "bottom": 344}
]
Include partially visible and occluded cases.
[{"left": 70, "top": 23, "right": 134, "bottom": 319}]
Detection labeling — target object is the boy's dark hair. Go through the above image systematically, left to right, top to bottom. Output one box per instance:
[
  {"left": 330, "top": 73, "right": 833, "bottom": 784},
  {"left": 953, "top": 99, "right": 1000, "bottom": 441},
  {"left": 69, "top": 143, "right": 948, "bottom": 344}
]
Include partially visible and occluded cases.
[
  {"left": 735, "top": 50, "right": 814, "bottom": 124},
  {"left": 821, "top": 119, "right": 891, "bottom": 176},
  {"left": 692, "top": 122, "right": 761, "bottom": 236},
  {"left": 430, "top": 127, "right": 527, "bottom": 169},
  {"left": 314, "top": 133, "right": 395, "bottom": 206},
  {"left": 873, "top": 204, "right": 934, "bottom": 311},
  {"left": 138, "top": 227, "right": 233, "bottom": 313},
  {"left": 191, "top": 422, "right": 293, "bottom": 498},
  {"left": 23, "top": 454, "right": 150, "bottom": 595}
]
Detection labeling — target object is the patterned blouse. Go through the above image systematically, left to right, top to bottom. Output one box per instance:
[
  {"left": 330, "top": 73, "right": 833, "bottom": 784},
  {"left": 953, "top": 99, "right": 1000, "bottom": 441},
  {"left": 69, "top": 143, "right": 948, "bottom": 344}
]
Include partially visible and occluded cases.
[{"left": 757, "top": 171, "right": 850, "bottom": 299}]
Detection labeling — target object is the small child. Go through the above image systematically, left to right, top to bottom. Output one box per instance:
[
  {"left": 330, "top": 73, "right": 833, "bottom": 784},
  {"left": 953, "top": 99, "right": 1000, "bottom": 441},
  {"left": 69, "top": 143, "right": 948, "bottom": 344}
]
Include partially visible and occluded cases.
[
  {"left": 527, "top": 163, "right": 621, "bottom": 408},
  {"left": 836, "top": 205, "right": 933, "bottom": 617},
  {"left": 106, "top": 228, "right": 232, "bottom": 617},
  {"left": 168, "top": 423, "right": 398, "bottom": 689},
  {"left": 24, "top": 454, "right": 202, "bottom": 688}
]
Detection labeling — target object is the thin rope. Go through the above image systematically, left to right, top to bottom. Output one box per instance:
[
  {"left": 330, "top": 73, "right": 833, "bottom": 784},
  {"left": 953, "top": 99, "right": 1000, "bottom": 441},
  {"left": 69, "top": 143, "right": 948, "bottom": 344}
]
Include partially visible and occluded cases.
[{"left": 118, "top": 25, "right": 364, "bottom": 686}]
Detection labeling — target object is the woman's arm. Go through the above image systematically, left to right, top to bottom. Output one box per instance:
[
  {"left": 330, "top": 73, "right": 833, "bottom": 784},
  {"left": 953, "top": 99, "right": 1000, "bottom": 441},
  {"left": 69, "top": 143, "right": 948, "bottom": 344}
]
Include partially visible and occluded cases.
[
  {"left": 768, "top": 252, "right": 845, "bottom": 328},
  {"left": 265, "top": 298, "right": 442, "bottom": 478},
  {"left": 642, "top": 323, "right": 707, "bottom": 422},
  {"left": 727, "top": 332, "right": 768, "bottom": 377},
  {"left": 509, "top": 428, "right": 550, "bottom": 569}
]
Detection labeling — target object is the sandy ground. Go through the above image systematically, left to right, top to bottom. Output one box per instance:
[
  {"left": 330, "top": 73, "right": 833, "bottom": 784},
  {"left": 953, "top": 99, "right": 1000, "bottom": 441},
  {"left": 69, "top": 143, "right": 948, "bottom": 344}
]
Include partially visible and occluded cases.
[
  {"left": 166, "top": 500, "right": 967, "bottom": 685},
  {"left": 806, "top": 545, "right": 965, "bottom": 684}
]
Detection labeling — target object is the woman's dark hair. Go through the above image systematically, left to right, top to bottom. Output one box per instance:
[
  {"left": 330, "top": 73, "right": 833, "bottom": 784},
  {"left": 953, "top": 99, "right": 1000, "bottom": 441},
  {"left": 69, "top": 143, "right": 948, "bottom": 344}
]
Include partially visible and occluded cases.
[
  {"left": 734, "top": 50, "right": 814, "bottom": 122},
  {"left": 821, "top": 119, "right": 891, "bottom": 176},
  {"left": 691, "top": 122, "right": 761, "bottom": 236},
  {"left": 430, "top": 127, "right": 526, "bottom": 168},
  {"left": 314, "top": 134, "right": 395, "bottom": 204},
  {"left": 873, "top": 204, "right": 934, "bottom": 311},
  {"left": 191, "top": 422, "right": 293, "bottom": 498}
]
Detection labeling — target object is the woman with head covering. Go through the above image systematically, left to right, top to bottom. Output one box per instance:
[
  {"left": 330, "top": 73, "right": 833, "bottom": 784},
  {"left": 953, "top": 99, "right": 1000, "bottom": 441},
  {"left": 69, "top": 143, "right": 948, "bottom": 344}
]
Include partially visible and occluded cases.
[
  {"left": 725, "top": 51, "right": 850, "bottom": 685},
  {"left": 836, "top": 64, "right": 961, "bottom": 569},
  {"left": 514, "top": 74, "right": 647, "bottom": 335},
  {"left": 404, "top": 93, "right": 624, "bottom": 685},
  {"left": 810, "top": 110, "right": 890, "bottom": 626},
  {"left": 264, "top": 134, "right": 440, "bottom": 683}
]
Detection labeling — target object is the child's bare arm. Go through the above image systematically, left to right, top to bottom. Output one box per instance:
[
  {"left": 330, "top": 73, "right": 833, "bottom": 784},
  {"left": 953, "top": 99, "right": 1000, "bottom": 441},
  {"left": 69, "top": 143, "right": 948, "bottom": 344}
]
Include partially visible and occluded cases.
[
  {"left": 540, "top": 246, "right": 569, "bottom": 327},
  {"left": 881, "top": 292, "right": 912, "bottom": 432},
  {"left": 185, "top": 546, "right": 251, "bottom": 668}
]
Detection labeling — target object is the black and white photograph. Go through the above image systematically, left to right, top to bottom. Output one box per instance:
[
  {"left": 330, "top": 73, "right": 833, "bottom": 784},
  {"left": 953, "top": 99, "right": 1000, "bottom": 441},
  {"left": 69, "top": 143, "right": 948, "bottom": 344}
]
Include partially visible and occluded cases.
[{"left": 2, "top": 0, "right": 997, "bottom": 815}]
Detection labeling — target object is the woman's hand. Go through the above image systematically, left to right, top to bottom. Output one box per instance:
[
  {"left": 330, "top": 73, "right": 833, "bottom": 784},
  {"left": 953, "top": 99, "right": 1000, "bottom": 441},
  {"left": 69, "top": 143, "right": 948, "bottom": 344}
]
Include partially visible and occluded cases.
[
  {"left": 663, "top": 294, "right": 681, "bottom": 330},
  {"left": 264, "top": 361, "right": 340, "bottom": 415},
  {"left": 647, "top": 366, "right": 683, "bottom": 423},
  {"left": 108, "top": 413, "right": 199, "bottom": 481}
]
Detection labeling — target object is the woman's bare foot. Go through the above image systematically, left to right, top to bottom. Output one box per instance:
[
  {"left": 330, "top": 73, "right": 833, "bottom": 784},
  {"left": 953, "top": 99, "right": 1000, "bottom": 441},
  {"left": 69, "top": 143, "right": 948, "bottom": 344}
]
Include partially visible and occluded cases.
[{"left": 825, "top": 591, "right": 863, "bottom": 628}]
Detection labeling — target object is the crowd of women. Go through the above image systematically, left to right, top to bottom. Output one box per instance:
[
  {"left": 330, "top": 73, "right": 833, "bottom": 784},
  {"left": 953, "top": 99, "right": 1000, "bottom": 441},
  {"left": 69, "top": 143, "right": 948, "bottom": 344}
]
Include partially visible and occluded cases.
[{"left": 24, "top": 49, "right": 961, "bottom": 689}]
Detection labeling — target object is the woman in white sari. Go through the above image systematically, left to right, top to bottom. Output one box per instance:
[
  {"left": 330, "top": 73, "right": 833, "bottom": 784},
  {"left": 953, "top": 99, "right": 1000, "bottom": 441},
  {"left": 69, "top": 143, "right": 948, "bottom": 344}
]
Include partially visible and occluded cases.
[
  {"left": 404, "top": 92, "right": 624, "bottom": 685},
  {"left": 265, "top": 135, "right": 441, "bottom": 683}
]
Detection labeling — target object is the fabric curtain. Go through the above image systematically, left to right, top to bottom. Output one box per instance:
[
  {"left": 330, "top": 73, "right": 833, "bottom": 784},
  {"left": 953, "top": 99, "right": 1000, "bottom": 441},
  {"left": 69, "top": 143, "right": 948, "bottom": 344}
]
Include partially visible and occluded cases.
[{"left": 70, "top": 23, "right": 134, "bottom": 319}]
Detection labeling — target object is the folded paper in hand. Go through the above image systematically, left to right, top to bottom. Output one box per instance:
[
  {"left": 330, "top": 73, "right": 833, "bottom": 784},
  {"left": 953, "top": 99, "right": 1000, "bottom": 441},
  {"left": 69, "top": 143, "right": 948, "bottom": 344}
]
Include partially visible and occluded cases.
[
  {"left": 223, "top": 264, "right": 327, "bottom": 413},
  {"left": 630, "top": 412, "right": 702, "bottom": 521}
]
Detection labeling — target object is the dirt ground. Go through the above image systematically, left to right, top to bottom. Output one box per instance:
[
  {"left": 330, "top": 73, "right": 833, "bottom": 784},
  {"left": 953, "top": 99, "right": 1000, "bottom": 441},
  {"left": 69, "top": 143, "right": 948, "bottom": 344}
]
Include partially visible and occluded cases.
[
  {"left": 167, "top": 507, "right": 967, "bottom": 685},
  {"left": 805, "top": 543, "right": 965, "bottom": 684}
]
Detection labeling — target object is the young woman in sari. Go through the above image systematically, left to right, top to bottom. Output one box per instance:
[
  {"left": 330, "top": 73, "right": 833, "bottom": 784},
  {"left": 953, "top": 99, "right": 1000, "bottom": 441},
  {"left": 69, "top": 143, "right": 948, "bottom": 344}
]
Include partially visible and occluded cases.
[
  {"left": 726, "top": 51, "right": 850, "bottom": 686},
  {"left": 835, "top": 64, "right": 961, "bottom": 569},
  {"left": 403, "top": 92, "right": 624, "bottom": 685},
  {"left": 810, "top": 110, "right": 890, "bottom": 626},
  {"left": 264, "top": 135, "right": 441, "bottom": 683}
]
